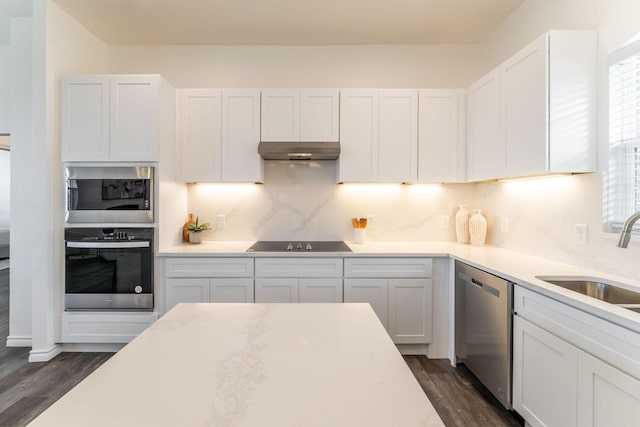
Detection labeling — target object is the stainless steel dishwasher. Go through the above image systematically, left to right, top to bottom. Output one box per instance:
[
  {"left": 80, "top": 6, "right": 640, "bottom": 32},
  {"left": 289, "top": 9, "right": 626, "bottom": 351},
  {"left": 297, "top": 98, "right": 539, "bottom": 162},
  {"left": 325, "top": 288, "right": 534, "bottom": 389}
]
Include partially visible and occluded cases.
[{"left": 455, "top": 261, "right": 513, "bottom": 409}]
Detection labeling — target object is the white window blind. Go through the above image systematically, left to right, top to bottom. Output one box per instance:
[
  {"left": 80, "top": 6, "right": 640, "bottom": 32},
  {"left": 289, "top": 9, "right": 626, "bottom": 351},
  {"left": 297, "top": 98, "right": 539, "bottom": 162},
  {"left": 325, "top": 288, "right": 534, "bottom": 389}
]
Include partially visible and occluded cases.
[{"left": 606, "top": 39, "right": 640, "bottom": 232}]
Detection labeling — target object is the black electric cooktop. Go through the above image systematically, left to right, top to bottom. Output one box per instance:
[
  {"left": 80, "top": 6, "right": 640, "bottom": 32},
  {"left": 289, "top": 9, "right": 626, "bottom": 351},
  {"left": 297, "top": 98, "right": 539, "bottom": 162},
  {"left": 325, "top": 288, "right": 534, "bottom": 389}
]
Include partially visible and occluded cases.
[{"left": 246, "top": 241, "right": 352, "bottom": 253}]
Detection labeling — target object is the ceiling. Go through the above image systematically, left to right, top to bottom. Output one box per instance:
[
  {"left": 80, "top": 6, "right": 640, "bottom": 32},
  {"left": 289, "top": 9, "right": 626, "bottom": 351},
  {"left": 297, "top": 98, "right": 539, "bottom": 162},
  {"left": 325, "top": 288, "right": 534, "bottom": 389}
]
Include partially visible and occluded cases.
[{"left": 51, "top": 0, "right": 524, "bottom": 45}]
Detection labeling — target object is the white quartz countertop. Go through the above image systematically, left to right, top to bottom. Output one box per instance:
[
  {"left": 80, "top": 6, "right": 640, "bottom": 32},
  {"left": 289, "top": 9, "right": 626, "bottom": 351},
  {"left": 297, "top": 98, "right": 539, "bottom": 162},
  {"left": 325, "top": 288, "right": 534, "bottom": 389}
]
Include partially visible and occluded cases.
[
  {"left": 158, "top": 240, "right": 640, "bottom": 334},
  {"left": 29, "top": 303, "right": 444, "bottom": 427}
]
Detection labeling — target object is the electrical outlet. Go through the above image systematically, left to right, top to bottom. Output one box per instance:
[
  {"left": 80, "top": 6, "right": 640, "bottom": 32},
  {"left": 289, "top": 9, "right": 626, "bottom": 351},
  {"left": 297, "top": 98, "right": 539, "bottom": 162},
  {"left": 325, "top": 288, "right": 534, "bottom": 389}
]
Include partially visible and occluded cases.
[
  {"left": 216, "top": 215, "right": 226, "bottom": 229},
  {"left": 366, "top": 215, "right": 375, "bottom": 224},
  {"left": 440, "top": 215, "right": 450, "bottom": 229},
  {"left": 500, "top": 217, "right": 509, "bottom": 233},
  {"left": 575, "top": 224, "right": 588, "bottom": 244}
]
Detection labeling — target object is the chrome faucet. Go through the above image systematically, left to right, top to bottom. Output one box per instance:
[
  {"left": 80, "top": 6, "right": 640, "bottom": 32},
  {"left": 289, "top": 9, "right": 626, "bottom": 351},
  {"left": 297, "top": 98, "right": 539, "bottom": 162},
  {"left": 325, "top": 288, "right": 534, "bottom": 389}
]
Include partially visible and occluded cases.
[{"left": 617, "top": 210, "right": 640, "bottom": 248}]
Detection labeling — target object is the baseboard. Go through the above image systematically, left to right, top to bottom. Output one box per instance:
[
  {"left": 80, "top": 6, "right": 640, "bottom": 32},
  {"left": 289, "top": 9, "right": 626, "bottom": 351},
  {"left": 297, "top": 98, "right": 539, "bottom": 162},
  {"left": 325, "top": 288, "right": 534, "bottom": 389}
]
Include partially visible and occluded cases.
[
  {"left": 6, "top": 335, "right": 32, "bottom": 347},
  {"left": 62, "top": 343, "right": 124, "bottom": 353},
  {"left": 396, "top": 343, "right": 429, "bottom": 356},
  {"left": 28, "top": 344, "right": 62, "bottom": 362}
]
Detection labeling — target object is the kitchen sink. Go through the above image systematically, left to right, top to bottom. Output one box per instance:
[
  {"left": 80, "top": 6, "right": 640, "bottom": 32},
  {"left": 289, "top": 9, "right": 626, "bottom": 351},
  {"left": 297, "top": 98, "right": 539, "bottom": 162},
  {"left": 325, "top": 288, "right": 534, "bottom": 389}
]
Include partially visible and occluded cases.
[{"left": 535, "top": 276, "right": 640, "bottom": 312}]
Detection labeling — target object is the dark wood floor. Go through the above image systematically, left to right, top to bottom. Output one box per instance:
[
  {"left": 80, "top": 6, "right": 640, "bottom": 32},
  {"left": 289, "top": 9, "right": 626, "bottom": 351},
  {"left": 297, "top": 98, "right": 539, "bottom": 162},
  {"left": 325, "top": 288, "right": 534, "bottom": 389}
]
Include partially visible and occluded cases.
[
  {"left": 0, "top": 267, "right": 521, "bottom": 426},
  {"left": 0, "top": 267, "right": 113, "bottom": 426},
  {"left": 404, "top": 355, "right": 523, "bottom": 426}
]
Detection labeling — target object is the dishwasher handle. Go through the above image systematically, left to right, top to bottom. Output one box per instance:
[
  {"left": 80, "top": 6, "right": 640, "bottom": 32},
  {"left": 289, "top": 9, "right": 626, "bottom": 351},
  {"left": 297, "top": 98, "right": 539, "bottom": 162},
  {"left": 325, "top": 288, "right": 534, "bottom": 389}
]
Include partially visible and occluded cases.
[{"left": 470, "top": 277, "right": 501, "bottom": 298}]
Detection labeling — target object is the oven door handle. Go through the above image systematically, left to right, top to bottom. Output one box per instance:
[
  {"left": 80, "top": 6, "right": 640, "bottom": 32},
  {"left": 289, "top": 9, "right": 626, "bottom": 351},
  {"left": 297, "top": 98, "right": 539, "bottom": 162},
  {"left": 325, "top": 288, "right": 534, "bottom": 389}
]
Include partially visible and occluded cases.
[{"left": 66, "top": 241, "right": 151, "bottom": 249}]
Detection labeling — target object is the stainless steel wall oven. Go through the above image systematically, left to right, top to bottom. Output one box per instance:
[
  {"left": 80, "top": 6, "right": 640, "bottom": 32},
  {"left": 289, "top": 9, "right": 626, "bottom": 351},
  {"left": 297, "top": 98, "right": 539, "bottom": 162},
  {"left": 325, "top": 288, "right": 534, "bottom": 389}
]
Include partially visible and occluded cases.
[
  {"left": 65, "top": 166, "right": 153, "bottom": 224},
  {"left": 64, "top": 228, "right": 154, "bottom": 311}
]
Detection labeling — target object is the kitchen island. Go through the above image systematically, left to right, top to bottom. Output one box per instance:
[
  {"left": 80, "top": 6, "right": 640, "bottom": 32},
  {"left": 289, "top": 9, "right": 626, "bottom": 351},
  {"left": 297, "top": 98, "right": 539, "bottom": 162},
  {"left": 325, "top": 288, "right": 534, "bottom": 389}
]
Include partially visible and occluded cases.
[{"left": 29, "top": 303, "right": 444, "bottom": 426}]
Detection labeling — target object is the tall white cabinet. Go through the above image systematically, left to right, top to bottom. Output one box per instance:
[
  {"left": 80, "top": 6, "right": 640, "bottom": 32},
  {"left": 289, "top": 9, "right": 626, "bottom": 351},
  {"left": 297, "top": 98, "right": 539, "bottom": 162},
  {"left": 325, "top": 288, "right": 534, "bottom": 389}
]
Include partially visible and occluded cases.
[
  {"left": 466, "top": 30, "right": 597, "bottom": 181},
  {"left": 62, "top": 75, "right": 162, "bottom": 162},
  {"left": 179, "top": 89, "right": 262, "bottom": 183},
  {"left": 338, "top": 89, "right": 418, "bottom": 183}
]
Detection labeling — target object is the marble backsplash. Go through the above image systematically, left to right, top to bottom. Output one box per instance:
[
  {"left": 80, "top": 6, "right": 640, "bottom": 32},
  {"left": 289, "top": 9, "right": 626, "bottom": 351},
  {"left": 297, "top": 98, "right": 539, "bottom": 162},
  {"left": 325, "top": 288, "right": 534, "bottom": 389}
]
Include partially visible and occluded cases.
[{"left": 188, "top": 161, "right": 639, "bottom": 280}]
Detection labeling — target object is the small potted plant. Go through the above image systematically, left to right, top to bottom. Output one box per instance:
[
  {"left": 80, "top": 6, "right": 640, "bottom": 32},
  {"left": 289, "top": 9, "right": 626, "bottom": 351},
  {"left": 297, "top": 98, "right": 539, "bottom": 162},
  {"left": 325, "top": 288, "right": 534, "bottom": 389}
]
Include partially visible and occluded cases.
[{"left": 186, "top": 216, "right": 210, "bottom": 244}]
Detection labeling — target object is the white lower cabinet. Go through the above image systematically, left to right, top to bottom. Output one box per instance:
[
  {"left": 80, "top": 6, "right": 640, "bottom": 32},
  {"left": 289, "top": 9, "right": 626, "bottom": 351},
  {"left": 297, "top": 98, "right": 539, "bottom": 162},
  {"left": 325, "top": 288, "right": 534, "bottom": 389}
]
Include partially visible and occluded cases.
[
  {"left": 164, "top": 258, "right": 254, "bottom": 311},
  {"left": 254, "top": 258, "right": 343, "bottom": 303},
  {"left": 343, "top": 258, "right": 433, "bottom": 345},
  {"left": 167, "top": 277, "right": 254, "bottom": 306},
  {"left": 255, "top": 277, "right": 342, "bottom": 303},
  {"left": 343, "top": 278, "right": 388, "bottom": 326},
  {"left": 513, "top": 285, "right": 640, "bottom": 427},
  {"left": 61, "top": 312, "right": 159, "bottom": 344},
  {"left": 513, "top": 315, "right": 578, "bottom": 427},
  {"left": 577, "top": 351, "right": 640, "bottom": 427}
]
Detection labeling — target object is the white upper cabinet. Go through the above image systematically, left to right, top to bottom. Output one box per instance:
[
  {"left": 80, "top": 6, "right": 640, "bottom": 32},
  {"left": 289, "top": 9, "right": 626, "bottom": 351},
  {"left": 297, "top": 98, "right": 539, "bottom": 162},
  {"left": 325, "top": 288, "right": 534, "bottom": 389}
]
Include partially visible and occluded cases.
[
  {"left": 466, "top": 30, "right": 597, "bottom": 181},
  {"left": 467, "top": 69, "right": 504, "bottom": 181},
  {"left": 62, "top": 75, "right": 161, "bottom": 162},
  {"left": 61, "top": 76, "right": 110, "bottom": 161},
  {"left": 109, "top": 76, "right": 159, "bottom": 161},
  {"left": 180, "top": 89, "right": 262, "bottom": 183},
  {"left": 180, "top": 89, "right": 221, "bottom": 182},
  {"left": 261, "top": 89, "right": 339, "bottom": 142},
  {"left": 338, "top": 89, "right": 417, "bottom": 183},
  {"left": 418, "top": 89, "right": 466, "bottom": 183},
  {"left": 300, "top": 90, "right": 340, "bottom": 141},
  {"left": 338, "top": 90, "right": 379, "bottom": 182},
  {"left": 379, "top": 90, "right": 418, "bottom": 182},
  {"left": 221, "top": 91, "right": 262, "bottom": 182}
]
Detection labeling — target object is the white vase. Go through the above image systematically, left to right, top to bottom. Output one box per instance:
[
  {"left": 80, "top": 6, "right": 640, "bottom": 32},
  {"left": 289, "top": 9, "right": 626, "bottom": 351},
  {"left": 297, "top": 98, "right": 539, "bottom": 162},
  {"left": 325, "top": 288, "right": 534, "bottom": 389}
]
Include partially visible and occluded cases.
[
  {"left": 455, "top": 204, "right": 470, "bottom": 244},
  {"left": 469, "top": 209, "right": 487, "bottom": 247},
  {"left": 353, "top": 228, "right": 366, "bottom": 244},
  {"left": 188, "top": 231, "right": 203, "bottom": 244}
]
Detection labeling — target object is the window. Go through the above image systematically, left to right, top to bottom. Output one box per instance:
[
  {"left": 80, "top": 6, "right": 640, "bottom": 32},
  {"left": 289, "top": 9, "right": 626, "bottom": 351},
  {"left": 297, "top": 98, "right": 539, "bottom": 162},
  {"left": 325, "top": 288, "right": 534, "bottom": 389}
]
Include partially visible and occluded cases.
[{"left": 606, "top": 39, "right": 640, "bottom": 233}]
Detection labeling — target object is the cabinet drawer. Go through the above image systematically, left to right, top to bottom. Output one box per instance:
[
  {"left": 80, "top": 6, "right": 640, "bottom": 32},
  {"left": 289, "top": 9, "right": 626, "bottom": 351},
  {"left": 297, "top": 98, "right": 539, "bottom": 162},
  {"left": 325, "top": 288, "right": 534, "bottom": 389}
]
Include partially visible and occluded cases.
[
  {"left": 165, "top": 257, "right": 253, "bottom": 277},
  {"left": 255, "top": 258, "right": 342, "bottom": 277},
  {"left": 344, "top": 258, "right": 432, "bottom": 278}
]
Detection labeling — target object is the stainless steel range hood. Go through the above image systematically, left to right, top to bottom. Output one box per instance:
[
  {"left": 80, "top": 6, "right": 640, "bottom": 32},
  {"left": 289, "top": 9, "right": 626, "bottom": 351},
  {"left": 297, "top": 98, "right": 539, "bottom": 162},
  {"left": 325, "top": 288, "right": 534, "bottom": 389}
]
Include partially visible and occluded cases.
[{"left": 258, "top": 141, "right": 340, "bottom": 160}]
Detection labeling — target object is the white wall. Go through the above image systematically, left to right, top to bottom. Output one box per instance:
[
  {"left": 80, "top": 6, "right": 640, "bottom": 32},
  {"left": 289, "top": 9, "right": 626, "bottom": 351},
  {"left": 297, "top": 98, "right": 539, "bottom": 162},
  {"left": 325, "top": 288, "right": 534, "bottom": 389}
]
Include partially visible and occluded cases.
[
  {"left": 7, "top": 0, "right": 109, "bottom": 355},
  {"left": 469, "top": 0, "right": 640, "bottom": 279},
  {"left": 7, "top": 14, "right": 34, "bottom": 348},
  {"left": 0, "top": 43, "right": 9, "bottom": 134},
  {"left": 107, "top": 44, "right": 479, "bottom": 89},
  {"left": 0, "top": 149, "right": 8, "bottom": 227}
]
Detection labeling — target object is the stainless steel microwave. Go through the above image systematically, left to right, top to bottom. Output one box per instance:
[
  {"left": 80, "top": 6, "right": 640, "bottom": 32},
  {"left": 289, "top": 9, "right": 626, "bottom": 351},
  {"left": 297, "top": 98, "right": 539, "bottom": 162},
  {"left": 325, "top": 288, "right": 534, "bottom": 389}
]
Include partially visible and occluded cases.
[{"left": 65, "top": 166, "right": 153, "bottom": 224}]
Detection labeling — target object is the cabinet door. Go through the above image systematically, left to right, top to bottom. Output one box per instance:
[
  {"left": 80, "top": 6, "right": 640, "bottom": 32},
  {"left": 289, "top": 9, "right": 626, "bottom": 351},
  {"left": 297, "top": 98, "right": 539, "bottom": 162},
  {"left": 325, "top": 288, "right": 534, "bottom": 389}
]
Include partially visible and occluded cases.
[
  {"left": 502, "top": 34, "right": 548, "bottom": 177},
  {"left": 467, "top": 69, "right": 503, "bottom": 181},
  {"left": 61, "top": 76, "right": 110, "bottom": 161},
  {"left": 110, "top": 76, "right": 159, "bottom": 161},
  {"left": 180, "top": 89, "right": 222, "bottom": 182},
  {"left": 221, "top": 90, "right": 262, "bottom": 183},
  {"left": 261, "top": 90, "right": 299, "bottom": 142},
  {"left": 300, "top": 90, "right": 339, "bottom": 142},
  {"left": 338, "top": 90, "right": 379, "bottom": 182},
  {"left": 378, "top": 90, "right": 418, "bottom": 183},
  {"left": 418, "top": 90, "right": 465, "bottom": 183},
  {"left": 165, "top": 278, "right": 210, "bottom": 311},
  {"left": 210, "top": 278, "right": 254, "bottom": 303},
  {"left": 255, "top": 278, "right": 299, "bottom": 303},
  {"left": 299, "top": 278, "right": 343, "bottom": 303},
  {"left": 344, "top": 278, "right": 388, "bottom": 328},
  {"left": 388, "top": 278, "right": 432, "bottom": 344},
  {"left": 513, "top": 315, "right": 578, "bottom": 427},
  {"left": 577, "top": 351, "right": 640, "bottom": 427}
]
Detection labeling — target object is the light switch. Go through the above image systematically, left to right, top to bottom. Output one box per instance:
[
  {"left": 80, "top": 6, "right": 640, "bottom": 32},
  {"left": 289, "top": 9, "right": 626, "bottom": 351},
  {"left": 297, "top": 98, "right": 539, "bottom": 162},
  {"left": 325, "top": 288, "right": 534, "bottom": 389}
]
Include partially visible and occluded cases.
[
  {"left": 216, "top": 215, "right": 226, "bottom": 229},
  {"left": 575, "top": 224, "right": 588, "bottom": 244}
]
